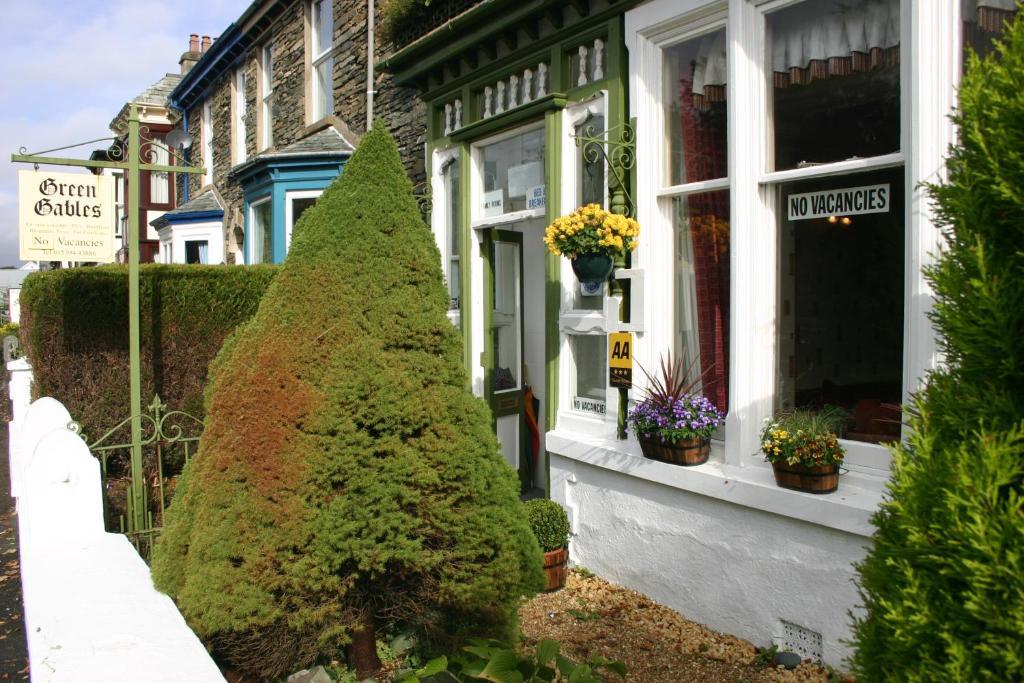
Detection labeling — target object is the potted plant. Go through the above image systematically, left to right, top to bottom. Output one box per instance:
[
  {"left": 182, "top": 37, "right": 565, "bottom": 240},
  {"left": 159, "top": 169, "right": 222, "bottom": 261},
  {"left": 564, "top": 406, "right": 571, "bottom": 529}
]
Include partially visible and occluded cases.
[
  {"left": 543, "top": 203, "right": 639, "bottom": 284},
  {"left": 627, "top": 354, "right": 724, "bottom": 466},
  {"left": 760, "top": 407, "right": 848, "bottom": 494},
  {"left": 524, "top": 499, "right": 571, "bottom": 592}
]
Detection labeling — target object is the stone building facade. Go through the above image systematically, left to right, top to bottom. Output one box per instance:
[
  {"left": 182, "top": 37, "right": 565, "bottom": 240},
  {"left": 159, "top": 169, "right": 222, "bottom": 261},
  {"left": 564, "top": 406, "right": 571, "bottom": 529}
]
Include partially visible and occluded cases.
[{"left": 160, "top": 0, "right": 426, "bottom": 265}]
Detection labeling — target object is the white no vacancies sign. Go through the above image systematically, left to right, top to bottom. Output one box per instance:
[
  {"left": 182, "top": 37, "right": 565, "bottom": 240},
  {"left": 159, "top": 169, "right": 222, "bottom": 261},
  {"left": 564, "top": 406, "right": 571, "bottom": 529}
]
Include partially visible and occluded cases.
[
  {"left": 19, "top": 170, "right": 116, "bottom": 262},
  {"left": 787, "top": 184, "right": 890, "bottom": 221}
]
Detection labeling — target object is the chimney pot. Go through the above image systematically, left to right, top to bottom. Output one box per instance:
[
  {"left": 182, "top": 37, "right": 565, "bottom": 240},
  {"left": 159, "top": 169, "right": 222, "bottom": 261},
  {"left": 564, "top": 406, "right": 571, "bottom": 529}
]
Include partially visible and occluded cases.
[
  {"left": 189, "top": 34, "right": 199, "bottom": 52},
  {"left": 201, "top": 35, "right": 212, "bottom": 52}
]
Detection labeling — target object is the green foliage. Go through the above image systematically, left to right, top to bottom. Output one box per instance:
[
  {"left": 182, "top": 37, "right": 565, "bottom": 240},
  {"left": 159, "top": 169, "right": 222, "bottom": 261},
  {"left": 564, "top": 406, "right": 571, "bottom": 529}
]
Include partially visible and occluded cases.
[
  {"left": 379, "top": 0, "right": 433, "bottom": 44},
  {"left": 849, "top": 16, "right": 1024, "bottom": 682},
  {"left": 152, "top": 125, "right": 545, "bottom": 679},
  {"left": 18, "top": 264, "right": 277, "bottom": 436},
  {"left": 0, "top": 321, "right": 18, "bottom": 338},
  {"left": 524, "top": 499, "right": 570, "bottom": 553},
  {"left": 397, "top": 639, "right": 627, "bottom": 683},
  {"left": 755, "top": 644, "right": 779, "bottom": 666}
]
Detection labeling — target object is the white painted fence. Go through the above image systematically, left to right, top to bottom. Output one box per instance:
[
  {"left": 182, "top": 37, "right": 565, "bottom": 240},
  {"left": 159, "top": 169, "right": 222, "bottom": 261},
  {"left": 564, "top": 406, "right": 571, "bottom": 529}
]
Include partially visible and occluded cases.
[{"left": 7, "top": 359, "right": 224, "bottom": 682}]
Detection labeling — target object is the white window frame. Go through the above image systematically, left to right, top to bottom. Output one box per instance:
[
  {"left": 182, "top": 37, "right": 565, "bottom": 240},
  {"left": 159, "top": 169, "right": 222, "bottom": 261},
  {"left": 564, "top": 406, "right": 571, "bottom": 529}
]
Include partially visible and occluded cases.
[
  {"left": 310, "top": 0, "right": 334, "bottom": 121},
  {"left": 625, "top": 0, "right": 960, "bottom": 482},
  {"left": 260, "top": 43, "right": 275, "bottom": 150},
  {"left": 234, "top": 66, "right": 247, "bottom": 164},
  {"left": 556, "top": 93, "right": 620, "bottom": 435},
  {"left": 202, "top": 99, "right": 213, "bottom": 186},
  {"left": 430, "top": 145, "right": 462, "bottom": 327},
  {"left": 284, "top": 189, "right": 323, "bottom": 253},
  {"left": 248, "top": 196, "right": 273, "bottom": 265}
]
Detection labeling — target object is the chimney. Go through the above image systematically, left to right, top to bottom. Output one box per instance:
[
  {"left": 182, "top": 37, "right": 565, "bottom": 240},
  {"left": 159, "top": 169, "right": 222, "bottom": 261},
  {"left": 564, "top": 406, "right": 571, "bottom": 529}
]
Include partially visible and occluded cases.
[
  {"left": 179, "top": 34, "right": 202, "bottom": 74},
  {"left": 201, "top": 35, "right": 212, "bottom": 52}
]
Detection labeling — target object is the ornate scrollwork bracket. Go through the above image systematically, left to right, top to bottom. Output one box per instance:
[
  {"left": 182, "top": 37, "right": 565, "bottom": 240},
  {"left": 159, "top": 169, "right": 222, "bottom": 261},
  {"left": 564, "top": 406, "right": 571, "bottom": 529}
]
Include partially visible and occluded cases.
[{"left": 570, "top": 120, "right": 637, "bottom": 218}]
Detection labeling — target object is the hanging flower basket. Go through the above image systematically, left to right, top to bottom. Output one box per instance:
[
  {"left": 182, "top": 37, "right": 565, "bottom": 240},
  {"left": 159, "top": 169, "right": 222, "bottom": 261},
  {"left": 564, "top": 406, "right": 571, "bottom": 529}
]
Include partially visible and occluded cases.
[
  {"left": 544, "top": 204, "right": 639, "bottom": 284},
  {"left": 570, "top": 253, "right": 615, "bottom": 284}
]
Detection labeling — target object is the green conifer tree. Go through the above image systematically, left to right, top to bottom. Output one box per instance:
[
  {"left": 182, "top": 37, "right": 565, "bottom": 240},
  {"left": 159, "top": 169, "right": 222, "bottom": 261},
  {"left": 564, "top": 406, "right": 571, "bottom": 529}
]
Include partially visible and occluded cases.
[
  {"left": 850, "top": 17, "right": 1024, "bottom": 681},
  {"left": 152, "top": 126, "right": 545, "bottom": 679}
]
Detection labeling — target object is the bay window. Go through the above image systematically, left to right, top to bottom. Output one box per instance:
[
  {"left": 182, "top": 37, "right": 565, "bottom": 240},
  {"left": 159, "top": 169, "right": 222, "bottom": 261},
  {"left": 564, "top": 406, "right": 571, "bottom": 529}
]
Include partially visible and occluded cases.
[{"left": 625, "top": 0, "right": 963, "bottom": 481}]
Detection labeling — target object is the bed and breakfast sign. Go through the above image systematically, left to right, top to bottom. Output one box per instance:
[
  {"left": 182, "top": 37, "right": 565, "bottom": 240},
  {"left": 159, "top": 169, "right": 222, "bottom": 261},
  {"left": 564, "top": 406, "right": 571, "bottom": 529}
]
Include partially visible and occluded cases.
[{"left": 19, "top": 170, "right": 116, "bottom": 262}]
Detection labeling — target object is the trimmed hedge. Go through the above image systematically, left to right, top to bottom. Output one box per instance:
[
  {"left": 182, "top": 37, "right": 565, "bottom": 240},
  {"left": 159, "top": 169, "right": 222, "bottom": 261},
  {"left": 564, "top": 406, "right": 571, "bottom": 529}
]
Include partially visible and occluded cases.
[
  {"left": 850, "top": 16, "right": 1024, "bottom": 681},
  {"left": 152, "top": 126, "right": 544, "bottom": 679},
  {"left": 19, "top": 264, "right": 278, "bottom": 437}
]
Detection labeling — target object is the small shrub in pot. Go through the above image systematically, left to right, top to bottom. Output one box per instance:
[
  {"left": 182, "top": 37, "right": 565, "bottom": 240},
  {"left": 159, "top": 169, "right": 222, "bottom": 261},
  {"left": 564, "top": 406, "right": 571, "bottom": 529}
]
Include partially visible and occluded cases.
[{"left": 525, "top": 499, "right": 571, "bottom": 591}]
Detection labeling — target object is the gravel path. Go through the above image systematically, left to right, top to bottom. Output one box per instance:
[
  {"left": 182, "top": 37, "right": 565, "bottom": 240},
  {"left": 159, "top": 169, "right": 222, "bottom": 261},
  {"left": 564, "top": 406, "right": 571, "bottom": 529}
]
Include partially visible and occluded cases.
[{"left": 519, "top": 571, "right": 848, "bottom": 683}]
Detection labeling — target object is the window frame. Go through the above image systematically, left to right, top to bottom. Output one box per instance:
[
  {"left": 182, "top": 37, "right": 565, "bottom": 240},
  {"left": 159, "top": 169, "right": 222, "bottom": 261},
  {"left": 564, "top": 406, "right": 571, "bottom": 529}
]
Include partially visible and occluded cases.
[
  {"left": 309, "top": 0, "right": 334, "bottom": 122},
  {"left": 626, "top": 0, "right": 959, "bottom": 479},
  {"left": 260, "top": 43, "right": 275, "bottom": 150},
  {"left": 234, "top": 66, "right": 247, "bottom": 165},
  {"left": 202, "top": 99, "right": 213, "bottom": 186},
  {"left": 430, "top": 145, "right": 463, "bottom": 326},
  {"left": 284, "top": 189, "right": 323, "bottom": 253},
  {"left": 248, "top": 195, "right": 273, "bottom": 265}
]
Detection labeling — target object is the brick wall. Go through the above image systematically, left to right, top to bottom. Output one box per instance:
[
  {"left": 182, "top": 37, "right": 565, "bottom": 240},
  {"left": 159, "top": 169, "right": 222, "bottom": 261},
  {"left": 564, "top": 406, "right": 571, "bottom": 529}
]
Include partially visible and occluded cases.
[{"left": 179, "top": 0, "right": 427, "bottom": 263}]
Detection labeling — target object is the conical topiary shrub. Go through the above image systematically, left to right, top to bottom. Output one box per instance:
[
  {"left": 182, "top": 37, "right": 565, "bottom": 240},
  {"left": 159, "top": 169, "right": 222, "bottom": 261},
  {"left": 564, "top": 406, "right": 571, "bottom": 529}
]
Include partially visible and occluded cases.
[
  {"left": 849, "top": 17, "right": 1024, "bottom": 681},
  {"left": 151, "top": 125, "right": 545, "bottom": 679}
]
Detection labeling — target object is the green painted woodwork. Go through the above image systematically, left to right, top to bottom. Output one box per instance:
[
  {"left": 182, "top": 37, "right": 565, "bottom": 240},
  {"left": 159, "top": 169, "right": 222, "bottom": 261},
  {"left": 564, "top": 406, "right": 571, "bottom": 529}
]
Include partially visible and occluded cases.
[
  {"left": 384, "top": 1, "right": 641, "bottom": 93},
  {"left": 451, "top": 94, "right": 568, "bottom": 143}
]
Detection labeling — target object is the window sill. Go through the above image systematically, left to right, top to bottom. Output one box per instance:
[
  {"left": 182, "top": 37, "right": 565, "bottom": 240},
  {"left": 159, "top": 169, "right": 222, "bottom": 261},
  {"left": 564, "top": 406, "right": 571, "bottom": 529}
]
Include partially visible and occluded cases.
[{"left": 547, "top": 428, "right": 887, "bottom": 537}]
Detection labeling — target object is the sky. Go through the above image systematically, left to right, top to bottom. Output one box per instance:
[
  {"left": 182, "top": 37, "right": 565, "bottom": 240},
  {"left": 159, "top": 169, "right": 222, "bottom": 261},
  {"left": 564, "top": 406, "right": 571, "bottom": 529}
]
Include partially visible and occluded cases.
[{"left": 0, "top": 0, "right": 247, "bottom": 267}]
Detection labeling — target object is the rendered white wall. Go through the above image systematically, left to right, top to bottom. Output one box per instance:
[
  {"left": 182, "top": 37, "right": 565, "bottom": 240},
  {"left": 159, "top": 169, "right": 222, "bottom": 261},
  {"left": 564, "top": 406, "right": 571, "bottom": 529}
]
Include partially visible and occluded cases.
[
  {"left": 9, "top": 388, "right": 225, "bottom": 683},
  {"left": 551, "top": 453, "right": 868, "bottom": 667}
]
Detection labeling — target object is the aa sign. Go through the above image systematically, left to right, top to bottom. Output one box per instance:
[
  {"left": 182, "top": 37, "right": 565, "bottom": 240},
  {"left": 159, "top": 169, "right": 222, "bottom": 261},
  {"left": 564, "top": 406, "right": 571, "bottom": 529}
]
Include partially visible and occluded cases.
[
  {"left": 19, "top": 170, "right": 116, "bottom": 262},
  {"left": 609, "top": 332, "right": 632, "bottom": 389}
]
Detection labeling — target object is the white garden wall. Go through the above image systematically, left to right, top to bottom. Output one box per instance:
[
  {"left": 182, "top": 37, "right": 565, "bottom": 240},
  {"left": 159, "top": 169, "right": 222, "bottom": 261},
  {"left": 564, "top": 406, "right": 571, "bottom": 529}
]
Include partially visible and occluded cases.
[
  {"left": 8, "top": 361, "right": 224, "bottom": 682},
  {"left": 550, "top": 449, "right": 871, "bottom": 667}
]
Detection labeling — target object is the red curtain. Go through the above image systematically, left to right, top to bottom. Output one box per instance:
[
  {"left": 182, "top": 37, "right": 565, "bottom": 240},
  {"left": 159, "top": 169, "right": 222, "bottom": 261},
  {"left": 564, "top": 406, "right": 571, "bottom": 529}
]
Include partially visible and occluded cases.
[{"left": 679, "top": 73, "right": 729, "bottom": 413}]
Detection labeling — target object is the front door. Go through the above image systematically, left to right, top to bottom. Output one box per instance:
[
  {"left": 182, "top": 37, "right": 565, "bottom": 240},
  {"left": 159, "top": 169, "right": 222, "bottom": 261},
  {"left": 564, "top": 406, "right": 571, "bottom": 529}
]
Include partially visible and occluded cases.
[{"left": 483, "top": 219, "right": 546, "bottom": 493}]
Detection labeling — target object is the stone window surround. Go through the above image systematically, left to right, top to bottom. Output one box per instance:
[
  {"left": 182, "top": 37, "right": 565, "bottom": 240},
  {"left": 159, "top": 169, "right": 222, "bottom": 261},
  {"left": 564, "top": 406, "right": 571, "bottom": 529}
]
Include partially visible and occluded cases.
[
  {"left": 305, "top": 0, "right": 335, "bottom": 126},
  {"left": 258, "top": 42, "right": 275, "bottom": 151},
  {"left": 231, "top": 66, "right": 248, "bottom": 166}
]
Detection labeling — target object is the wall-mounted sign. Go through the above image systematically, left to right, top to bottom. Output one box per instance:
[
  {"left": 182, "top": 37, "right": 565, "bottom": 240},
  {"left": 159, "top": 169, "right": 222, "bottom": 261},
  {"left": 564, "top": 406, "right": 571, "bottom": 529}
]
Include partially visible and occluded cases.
[
  {"left": 19, "top": 170, "right": 115, "bottom": 262},
  {"left": 787, "top": 184, "right": 889, "bottom": 221},
  {"left": 526, "top": 185, "right": 545, "bottom": 211},
  {"left": 483, "top": 189, "right": 504, "bottom": 217},
  {"left": 609, "top": 331, "right": 632, "bottom": 389},
  {"left": 572, "top": 396, "right": 606, "bottom": 415}
]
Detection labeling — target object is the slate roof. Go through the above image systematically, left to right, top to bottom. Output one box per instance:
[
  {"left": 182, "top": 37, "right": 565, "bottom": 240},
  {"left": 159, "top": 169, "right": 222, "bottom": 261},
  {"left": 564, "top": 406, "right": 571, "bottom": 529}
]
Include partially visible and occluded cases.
[
  {"left": 109, "top": 73, "right": 183, "bottom": 132},
  {"left": 229, "top": 124, "right": 356, "bottom": 178},
  {"left": 150, "top": 190, "right": 224, "bottom": 229}
]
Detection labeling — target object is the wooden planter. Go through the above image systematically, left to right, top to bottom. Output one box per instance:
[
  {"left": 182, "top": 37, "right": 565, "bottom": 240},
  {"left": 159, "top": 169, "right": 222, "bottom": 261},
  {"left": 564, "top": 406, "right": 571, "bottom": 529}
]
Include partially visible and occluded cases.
[
  {"left": 638, "top": 435, "right": 710, "bottom": 466},
  {"left": 771, "top": 461, "right": 839, "bottom": 494},
  {"left": 542, "top": 547, "right": 568, "bottom": 592}
]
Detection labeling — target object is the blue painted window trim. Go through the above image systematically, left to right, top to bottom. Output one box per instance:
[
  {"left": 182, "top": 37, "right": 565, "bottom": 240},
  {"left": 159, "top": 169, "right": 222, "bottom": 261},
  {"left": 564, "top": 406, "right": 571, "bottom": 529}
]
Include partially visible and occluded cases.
[{"left": 238, "top": 156, "right": 347, "bottom": 264}]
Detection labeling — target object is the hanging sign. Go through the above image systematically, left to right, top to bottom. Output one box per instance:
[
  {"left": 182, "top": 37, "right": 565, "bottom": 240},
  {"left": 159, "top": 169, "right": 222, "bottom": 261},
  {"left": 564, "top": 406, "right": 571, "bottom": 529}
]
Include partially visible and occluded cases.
[
  {"left": 19, "top": 170, "right": 115, "bottom": 262},
  {"left": 787, "top": 183, "right": 889, "bottom": 221},
  {"left": 608, "top": 331, "right": 632, "bottom": 389}
]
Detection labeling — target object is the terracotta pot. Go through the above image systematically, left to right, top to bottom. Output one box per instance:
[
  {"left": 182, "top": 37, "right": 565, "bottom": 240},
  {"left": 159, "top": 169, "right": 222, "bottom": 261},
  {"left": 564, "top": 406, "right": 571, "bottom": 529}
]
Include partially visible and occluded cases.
[
  {"left": 570, "top": 254, "right": 615, "bottom": 284},
  {"left": 638, "top": 435, "right": 710, "bottom": 466},
  {"left": 771, "top": 461, "right": 839, "bottom": 494},
  {"left": 542, "top": 546, "right": 568, "bottom": 592}
]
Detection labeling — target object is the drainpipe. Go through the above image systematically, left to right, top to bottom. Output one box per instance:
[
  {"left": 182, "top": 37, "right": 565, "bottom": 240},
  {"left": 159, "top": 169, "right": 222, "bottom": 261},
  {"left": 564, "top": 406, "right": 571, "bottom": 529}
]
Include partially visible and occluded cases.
[
  {"left": 367, "top": 0, "right": 375, "bottom": 130},
  {"left": 169, "top": 99, "right": 190, "bottom": 203}
]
